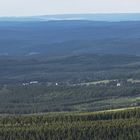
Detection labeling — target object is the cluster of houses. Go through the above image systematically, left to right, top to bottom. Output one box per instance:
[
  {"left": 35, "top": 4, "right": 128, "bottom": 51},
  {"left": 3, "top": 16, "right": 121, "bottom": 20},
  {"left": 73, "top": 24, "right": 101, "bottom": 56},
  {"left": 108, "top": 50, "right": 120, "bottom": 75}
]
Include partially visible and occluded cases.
[
  {"left": 21, "top": 77, "right": 125, "bottom": 88},
  {"left": 22, "top": 80, "right": 122, "bottom": 87},
  {"left": 22, "top": 81, "right": 59, "bottom": 86},
  {"left": 22, "top": 81, "right": 39, "bottom": 86}
]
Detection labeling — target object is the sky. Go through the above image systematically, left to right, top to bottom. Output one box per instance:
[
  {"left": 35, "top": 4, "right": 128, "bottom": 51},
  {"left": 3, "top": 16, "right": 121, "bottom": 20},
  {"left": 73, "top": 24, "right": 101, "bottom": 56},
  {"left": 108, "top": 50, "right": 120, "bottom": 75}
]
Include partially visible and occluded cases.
[{"left": 0, "top": 0, "right": 140, "bottom": 16}]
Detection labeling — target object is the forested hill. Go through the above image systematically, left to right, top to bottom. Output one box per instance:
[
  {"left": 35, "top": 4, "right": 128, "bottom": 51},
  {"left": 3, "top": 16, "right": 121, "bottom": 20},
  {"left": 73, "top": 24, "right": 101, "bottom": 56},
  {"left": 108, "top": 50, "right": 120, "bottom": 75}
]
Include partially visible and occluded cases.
[{"left": 0, "top": 20, "right": 140, "bottom": 56}]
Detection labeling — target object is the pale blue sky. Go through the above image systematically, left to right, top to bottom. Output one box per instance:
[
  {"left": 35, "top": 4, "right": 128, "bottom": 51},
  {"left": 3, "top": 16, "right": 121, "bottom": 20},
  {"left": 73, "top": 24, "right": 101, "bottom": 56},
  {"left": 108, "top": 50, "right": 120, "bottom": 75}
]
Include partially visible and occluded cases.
[{"left": 0, "top": 0, "right": 140, "bottom": 16}]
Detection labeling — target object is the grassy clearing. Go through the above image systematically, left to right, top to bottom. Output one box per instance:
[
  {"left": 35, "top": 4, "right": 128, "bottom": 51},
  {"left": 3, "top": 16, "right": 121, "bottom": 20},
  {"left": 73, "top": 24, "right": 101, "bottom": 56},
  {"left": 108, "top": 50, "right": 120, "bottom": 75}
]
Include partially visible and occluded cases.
[
  {"left": 127, "top": 78, "right": 140, "bottom": 83},
  {"left": 73, "top": 96, "right": 140, "bottom": 111}
]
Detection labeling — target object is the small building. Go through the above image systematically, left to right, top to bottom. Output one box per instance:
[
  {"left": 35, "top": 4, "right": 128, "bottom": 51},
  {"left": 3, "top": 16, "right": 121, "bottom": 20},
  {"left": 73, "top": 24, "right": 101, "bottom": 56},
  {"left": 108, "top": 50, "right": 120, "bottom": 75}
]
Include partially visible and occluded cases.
[
  {"left": 30, "top": 81, "right": 39, "bottom": 84},
  {"left": 22, "top": 83, "right": 29, "bottom": 86},
  {"left": 117, "top": 83, "right": 121, "bottom": 87}
]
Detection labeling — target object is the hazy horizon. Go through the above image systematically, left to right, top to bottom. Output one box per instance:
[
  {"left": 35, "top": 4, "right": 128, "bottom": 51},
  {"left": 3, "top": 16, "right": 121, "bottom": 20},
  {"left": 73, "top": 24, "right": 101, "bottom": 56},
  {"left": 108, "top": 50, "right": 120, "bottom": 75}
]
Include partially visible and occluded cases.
[
  {"left": 0, "top": 0, "right": 140, "bottom": 17},
  {"left": 0, "top": 12, "right": 140, "bottom": 18}
]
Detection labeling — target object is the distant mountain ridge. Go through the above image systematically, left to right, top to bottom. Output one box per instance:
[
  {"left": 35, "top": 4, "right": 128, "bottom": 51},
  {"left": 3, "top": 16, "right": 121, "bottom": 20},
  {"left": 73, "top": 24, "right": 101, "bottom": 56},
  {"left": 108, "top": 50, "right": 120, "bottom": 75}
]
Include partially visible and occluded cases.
[
  {"left": 1, "top": 13, "right": 140, "bottom": 21},
  {"left": 0, "top": 20, "right": 140, "bottom": 57}
]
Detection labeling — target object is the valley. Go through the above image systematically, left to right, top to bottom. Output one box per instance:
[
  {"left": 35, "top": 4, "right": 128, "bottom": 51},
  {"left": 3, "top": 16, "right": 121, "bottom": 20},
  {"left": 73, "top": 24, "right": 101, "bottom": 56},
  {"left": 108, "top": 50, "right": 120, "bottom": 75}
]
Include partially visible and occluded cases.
[{"left": 0, "top": 17, "right": 140, "bottom": 139}]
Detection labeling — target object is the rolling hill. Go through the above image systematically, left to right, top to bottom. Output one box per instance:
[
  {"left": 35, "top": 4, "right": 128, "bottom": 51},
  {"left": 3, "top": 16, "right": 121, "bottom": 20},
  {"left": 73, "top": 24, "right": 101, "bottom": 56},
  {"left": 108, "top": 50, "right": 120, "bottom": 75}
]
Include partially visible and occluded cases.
[{"left": 0, "top": 20, "right": 140, "bottom": 56}]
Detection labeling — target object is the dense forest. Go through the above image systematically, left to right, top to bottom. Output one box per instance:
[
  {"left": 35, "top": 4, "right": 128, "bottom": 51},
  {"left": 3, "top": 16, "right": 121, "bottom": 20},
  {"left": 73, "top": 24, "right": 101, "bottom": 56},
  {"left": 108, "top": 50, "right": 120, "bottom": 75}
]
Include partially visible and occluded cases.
[
  {"left": 0, "top": 53, "right": 140, "bottom": 113},
  {"left": 1, "top": 53, "right": 140, "bottom": 84},
  {"left": 0, "top": 82, "right": 140, "bottom": 114},
  {"left": 0, "top": 107, "right": 140, "bottom": 140}
]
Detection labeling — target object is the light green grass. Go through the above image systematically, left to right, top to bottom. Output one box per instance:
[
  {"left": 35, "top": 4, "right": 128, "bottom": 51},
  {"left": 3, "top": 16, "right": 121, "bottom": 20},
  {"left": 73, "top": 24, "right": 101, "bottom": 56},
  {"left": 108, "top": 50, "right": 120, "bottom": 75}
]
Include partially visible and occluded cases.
[
  {"left": 127, "top": 78, "right": 140, "bottom": 83},
  {"left": 73, "top": 96, "right": 140, "bottom": 111}
]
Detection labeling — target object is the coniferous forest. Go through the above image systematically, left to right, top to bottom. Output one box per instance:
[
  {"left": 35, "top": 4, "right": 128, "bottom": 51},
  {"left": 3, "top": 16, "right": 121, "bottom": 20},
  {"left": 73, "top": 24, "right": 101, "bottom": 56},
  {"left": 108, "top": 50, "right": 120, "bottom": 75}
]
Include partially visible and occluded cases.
[{"left": 0, "top": 107, "right": 140, "bottom": 140}]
